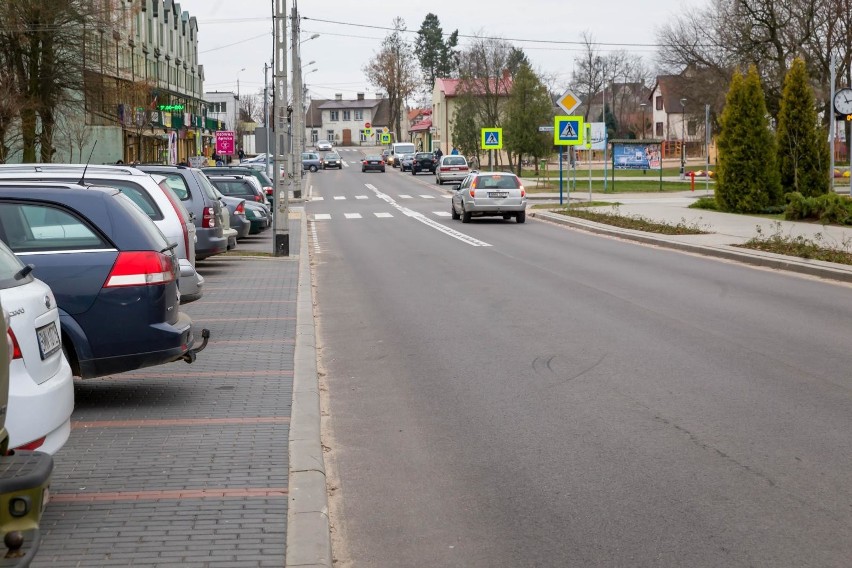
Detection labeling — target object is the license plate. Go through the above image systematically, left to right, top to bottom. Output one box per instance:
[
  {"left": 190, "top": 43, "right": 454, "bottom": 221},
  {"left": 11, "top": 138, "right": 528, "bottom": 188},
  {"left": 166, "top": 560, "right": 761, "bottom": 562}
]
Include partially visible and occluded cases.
[
  {"left": 451, "top": 167, "right": 460, "bottom": 171},
  {"left": 488, "top": 191, "right": 509, "bottom": 198},
  {"left": 36, "top": 322, "right": 61, "bottom": 359}
]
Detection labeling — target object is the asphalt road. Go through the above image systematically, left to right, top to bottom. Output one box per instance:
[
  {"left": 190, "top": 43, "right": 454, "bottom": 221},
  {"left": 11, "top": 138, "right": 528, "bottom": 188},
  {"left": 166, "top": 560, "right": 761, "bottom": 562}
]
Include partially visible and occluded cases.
[{"left": 309, "top": 151, "right": 852, "bottom": 568}]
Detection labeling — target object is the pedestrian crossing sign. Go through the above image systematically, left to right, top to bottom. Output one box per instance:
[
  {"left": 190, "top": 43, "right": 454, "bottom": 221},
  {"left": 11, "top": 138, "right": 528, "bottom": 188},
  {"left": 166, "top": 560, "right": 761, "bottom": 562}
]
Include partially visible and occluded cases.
[
  {"left": 554, "top": 115, "right": 584, "bottom": 146},
  {"left": 364, "top": 128, "right": 373, "bottom": 137},
  {"left": 481, "top": 128, "right": 503, "bottom": 149},
  {"left": 381, "top": 132, "right": 391, "bottom": 144}
]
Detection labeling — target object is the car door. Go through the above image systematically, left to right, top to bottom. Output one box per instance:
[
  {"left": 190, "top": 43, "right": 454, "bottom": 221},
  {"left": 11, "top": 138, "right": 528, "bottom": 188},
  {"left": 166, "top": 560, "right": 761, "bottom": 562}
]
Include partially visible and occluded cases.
[{"left": 453, "top": 176, "right": 468, "bottom": 210}]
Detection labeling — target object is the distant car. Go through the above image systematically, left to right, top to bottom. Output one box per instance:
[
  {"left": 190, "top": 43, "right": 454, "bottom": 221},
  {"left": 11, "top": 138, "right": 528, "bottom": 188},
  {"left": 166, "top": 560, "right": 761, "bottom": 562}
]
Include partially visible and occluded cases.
[
  {"left": 316, "top": 140, "right": 333, "bottom": 152},
  {"left": 381, "top": 149, "right": 391, "bottom": 163},
  {"left": 302, "top": 152, "right": 321, "bottom": 172},
  {"left": 322, "top": 152, "right": 343, "bottom": 170},
  {"left": 411, "top": 152, "right": 437, "bottom": 175},
  {"left": 399, "top": 153, "right": 415, "bottom": 172},
  {"left": 362, "top": 155, "right": 386, "bottom": 173},
  {"left": 435, "top": 155, "right": 471, "bottom": 185},
  {"left": 201, "top": 166, "right": 275, "bottom": 204},
  {"left": 450, "top": 171, "right": 527, "bottom": 224},
  {"left": 206, "top": 175, "right": 270, "bottom": 222},
  {"left": 0, "top": 182, "right": 208, "bottom": 378},
  {"left": 215, "top": 193, "right": 251, "bottom": 241},
  {"left": 0, "top": 240, "right": 73, "bottom": 455}
]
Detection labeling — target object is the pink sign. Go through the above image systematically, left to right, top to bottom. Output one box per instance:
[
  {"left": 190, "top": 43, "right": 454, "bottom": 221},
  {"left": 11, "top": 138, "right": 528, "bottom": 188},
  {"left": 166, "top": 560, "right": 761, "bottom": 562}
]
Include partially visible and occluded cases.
[{"left": 215, "top": 131, "right": 236, "bottom": 155}]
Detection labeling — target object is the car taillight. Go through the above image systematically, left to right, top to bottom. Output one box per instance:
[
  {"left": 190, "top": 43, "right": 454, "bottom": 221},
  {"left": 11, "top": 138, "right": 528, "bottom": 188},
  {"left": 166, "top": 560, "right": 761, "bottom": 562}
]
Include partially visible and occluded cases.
[
  {"left": 379, "top": 160, "right": 384, "bottom": 165},
  {"left": 440, "top": 167, "right": 450, "bottom": 172},
  {"left": 264, "top": 186, "right": 273, "bottom": 196},
  {"left": 469, "top": 189, "right": 476, "bottom": 198},
  {"left": 254, "top": 195, "right": 262, "bottom": 202},
  {"left": 235, "top": 203, "right": 246, "bottom": 215},
  {"left": 202, "top": 206, "right": 216, "bottom": 229},
  {"left": 104, "top": 251, "right": 175, "bottom": 288},
  {"left": 7, "top": 328, "right": 21, "bottom": 360},
  {"left": 14, "top": 437, "right": 45, "bottom": 451}
]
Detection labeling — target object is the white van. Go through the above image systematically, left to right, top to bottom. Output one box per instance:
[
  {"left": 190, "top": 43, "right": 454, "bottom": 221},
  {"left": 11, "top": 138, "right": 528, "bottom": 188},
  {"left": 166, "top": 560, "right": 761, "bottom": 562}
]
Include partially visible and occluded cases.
[{"left": 390, "top": 142, "right": 416, "bottom": 168}]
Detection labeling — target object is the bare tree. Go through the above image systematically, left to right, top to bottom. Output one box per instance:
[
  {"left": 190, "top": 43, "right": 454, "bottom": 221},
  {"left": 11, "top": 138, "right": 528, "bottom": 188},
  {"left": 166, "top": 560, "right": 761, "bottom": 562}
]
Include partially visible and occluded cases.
[
  {"left": 364, "top": 17, "right": 419, "bottom": 140},
  {"left": 571, "top": 31, "right": 606, "bottom": 122},
  {"left": 240, "top": 93, "right": 264, "bottom": 124},
  {"left": 56, "top": 103, "right": 93, "bottom": 163}
]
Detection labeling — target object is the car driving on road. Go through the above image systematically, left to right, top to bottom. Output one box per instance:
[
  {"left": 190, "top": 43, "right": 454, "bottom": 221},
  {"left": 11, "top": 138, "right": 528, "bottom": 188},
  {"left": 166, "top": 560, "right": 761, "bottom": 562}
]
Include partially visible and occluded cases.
[
  {"left": 316, "top": 140, "right": 333, "bottom": 152},
  {"left": 322, "top": 152, "right": 343, "bottom": 170},
  {"left": 411, "top": 152, "right": 437, "bottom": 176},
  {"left": 361, "top": 155, "right": 386, "bottom": 173},
  {"left": 435, "top": 155, "right": 471, "bottom": 185},
  {"left": 450, "top": 171, "right": 527, "bottom": 223}
]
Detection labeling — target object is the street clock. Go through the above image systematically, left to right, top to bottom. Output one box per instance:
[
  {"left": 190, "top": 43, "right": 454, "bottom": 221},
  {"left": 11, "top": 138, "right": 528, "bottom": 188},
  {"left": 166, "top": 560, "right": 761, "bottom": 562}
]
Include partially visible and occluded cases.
[{"left": 833, "top": 88, "right": 852, "bottom": 115}]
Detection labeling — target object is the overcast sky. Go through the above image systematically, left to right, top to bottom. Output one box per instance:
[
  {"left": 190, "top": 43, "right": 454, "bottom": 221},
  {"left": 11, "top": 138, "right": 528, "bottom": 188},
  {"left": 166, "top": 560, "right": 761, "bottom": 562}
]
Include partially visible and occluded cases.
[{"left": 178, "top": 0, "right": 696, "bottom": 102}]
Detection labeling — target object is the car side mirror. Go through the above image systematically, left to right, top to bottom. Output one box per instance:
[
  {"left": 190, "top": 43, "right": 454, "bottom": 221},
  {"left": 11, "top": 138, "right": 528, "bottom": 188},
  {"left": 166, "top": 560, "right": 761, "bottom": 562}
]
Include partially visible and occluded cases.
[{"left": 452, "top": 184, "right": 461, "bottom": 191}]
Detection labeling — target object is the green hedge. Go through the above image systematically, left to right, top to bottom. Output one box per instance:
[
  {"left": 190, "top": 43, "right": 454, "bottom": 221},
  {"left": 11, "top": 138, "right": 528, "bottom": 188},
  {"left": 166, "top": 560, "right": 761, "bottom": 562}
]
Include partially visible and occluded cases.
[{"left": 784, "top": 192, "right": 852, "bottom": 225}]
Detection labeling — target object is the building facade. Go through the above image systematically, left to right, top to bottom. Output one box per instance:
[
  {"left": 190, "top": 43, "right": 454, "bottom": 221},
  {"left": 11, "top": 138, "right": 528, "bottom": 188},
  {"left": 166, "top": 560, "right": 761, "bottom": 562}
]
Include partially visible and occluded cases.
[{"left": 304, "top": 93, "right": 391, "bottom": 147}]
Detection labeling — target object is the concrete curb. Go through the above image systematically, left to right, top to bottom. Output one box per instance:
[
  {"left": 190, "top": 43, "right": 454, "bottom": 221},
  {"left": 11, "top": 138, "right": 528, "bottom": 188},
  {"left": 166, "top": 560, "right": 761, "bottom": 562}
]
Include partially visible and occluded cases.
[
  {"left": 531, "top": 210, "right": 852, "bottom": 284},
  {"left": 286, "top": 213, "right": 332, "bottom": 568}
]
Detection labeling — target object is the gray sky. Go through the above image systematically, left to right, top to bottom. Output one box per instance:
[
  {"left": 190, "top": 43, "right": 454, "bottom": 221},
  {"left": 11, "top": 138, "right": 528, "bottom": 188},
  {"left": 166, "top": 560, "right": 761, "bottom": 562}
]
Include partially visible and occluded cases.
[{"left": 179, "top": 0, "right": 693, "bottom": 101}]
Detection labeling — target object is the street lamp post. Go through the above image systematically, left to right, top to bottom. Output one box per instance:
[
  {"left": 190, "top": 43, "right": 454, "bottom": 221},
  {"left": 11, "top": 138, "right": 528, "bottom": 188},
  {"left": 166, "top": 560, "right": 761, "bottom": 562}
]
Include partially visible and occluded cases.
[
  {"left": 236, "top": 67, "right": 246, "bottom": 160},
  {"left": 679, "top": 97, "right": 687, "bottom": 180},
  {"left": 639, "top": 102, "right": 647, "bottom": 140}
]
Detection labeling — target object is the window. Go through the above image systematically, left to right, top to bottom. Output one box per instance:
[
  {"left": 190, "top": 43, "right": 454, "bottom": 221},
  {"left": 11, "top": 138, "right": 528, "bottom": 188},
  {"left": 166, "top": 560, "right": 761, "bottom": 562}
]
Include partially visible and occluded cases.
[
  {"left": 655, "top": 96, "right": 663, "bottom": 111},
  {"left": 343, "top": 110, "right": 351, "bottom": 121},
  {"left": 354, "top": 110, "right": 363, "bottom": 120},
  {"left": 330, "top": 111, "right": 339, "bottom": 121},
  {"left": 687, "top": 120, "right": 697, "bottom": 136},
  {"left": 655, "top": 122, "right": 664, "bottom": 137},
  {"left": 311, "top": 130, "right": 319, "bottom": 143},
  {"left": 326, "top": 130, "right": 334, "bottom": 142},
  {"left": 360, "top": 130, "right": 368, "bottom": 142},
  {"left": 159, "top": 174, "right": 191, "bottom": 200},
  {"left": 0, "top": 203, "right": 107, "bottom": 253}
]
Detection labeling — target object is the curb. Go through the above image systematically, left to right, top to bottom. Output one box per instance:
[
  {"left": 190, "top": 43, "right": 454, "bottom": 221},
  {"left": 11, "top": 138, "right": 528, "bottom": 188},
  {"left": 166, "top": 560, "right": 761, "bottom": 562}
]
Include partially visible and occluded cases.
[
  {"left": 531, "top": 211, "right": 852, "bottom": 284},
  {"left": 286, "top": 213, "right": 332, "bottom": 567}
]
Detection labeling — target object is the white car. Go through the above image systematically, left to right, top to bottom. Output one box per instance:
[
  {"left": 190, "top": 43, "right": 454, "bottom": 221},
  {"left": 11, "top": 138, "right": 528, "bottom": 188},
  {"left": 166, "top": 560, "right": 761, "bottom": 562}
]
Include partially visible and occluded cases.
[
  {"left": 316, "top": 140, "right": 333, "bottom": 152},
  {"left": 0, "top": 241, "right": 74, "bottom": 455}
]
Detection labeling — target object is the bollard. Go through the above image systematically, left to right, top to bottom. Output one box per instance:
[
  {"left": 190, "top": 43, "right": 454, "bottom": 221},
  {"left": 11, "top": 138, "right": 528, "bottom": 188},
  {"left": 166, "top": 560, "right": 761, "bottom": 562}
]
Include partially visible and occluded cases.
[{"left": 689, "top": 170, "right": 695, "bottom": 191}]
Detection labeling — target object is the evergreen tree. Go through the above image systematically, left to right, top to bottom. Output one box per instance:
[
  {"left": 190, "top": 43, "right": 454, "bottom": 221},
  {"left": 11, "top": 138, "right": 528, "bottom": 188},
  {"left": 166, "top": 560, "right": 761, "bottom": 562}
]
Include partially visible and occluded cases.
[
  {"left": 414, "top": 14, "right": 458, "bottom": 93},
  {"left": 776, "top": 58, "right": 830, "bottom": 198},
  {"left": 505, "top": 63, "right": 552, "bottom": 175},
  {"left": 716, "top": 66, "right": 782, "bottom": 213},
  {"left": 451, "top": 94, "right": 480, "bottom": 162}
]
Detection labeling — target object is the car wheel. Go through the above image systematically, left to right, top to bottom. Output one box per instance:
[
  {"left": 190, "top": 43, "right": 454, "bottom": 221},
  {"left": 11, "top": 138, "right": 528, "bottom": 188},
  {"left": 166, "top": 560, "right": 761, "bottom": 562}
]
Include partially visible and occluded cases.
[
  {"left": 310, "top": 165, "right": 318, "bottom": 172},
  {"left": 362, "top": 168, "right": 366, "bottom": 172},
  {"left": 381, "top": 168, "right": 385, "bottom": 172},
  {"left": 411, "top": 169, "right": 416, "bottom": 176},
  {"left": 436, "top": 176, "right": 442, "bottom": 185},
  {"left": 451, "top": 203, "right": 460, "bottom": 220},
  {"left": 461, "top": 204, "right": 471, "bottom": 223},
  {"left": 517, "top": 211, "right": 526, "bottom": 223},
  {"left": 503, "top": 214, "right": 511, "bottom": 220}
]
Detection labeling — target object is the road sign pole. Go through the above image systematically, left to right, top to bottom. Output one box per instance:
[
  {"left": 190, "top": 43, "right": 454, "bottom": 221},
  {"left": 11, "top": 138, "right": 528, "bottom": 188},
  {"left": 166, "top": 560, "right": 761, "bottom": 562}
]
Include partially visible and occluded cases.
[{"left": 559, "top": 148, "right": 563, "bottom": 205}]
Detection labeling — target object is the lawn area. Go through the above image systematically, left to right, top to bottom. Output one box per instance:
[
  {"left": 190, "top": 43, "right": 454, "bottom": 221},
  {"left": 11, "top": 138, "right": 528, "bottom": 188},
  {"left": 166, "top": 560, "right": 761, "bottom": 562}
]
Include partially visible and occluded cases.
[
  {"left": 520, "top": 166, "right": 712, "bottom": 179},
  {"left": 525, "top": 179, "right": 698, "bottom": 193}
]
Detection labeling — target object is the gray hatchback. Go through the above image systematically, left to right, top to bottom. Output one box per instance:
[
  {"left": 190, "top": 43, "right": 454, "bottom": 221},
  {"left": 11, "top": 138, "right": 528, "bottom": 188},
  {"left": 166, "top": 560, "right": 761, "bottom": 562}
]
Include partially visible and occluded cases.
[{"left": 135, "top": 165, "right": 228, "bottom": 260}]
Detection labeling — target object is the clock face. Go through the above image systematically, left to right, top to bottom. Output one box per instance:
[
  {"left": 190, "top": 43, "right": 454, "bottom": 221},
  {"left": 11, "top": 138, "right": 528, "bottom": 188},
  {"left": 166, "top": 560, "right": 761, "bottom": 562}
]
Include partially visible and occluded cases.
[{"left": 834, "top": 88, "right": 852, "bottom": 115}]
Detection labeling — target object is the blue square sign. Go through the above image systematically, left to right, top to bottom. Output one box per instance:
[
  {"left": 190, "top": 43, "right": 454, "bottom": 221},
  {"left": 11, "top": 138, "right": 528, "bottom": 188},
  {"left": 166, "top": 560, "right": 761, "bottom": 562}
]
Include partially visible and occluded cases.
[{"left": 554, "top": 115, "right": 584, "bottom": 146}]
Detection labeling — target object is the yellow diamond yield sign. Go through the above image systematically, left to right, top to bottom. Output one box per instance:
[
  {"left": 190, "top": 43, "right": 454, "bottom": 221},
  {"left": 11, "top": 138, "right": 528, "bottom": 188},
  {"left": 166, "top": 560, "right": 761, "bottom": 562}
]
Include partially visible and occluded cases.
[{"left": 557, "top": 89, "right": 581, "bottom": 114}]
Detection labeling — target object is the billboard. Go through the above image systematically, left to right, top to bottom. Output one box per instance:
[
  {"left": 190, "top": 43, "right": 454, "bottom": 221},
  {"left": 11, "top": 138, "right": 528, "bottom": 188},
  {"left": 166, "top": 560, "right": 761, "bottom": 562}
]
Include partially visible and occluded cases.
[
  {"left": 215, "top": 131, "right": 236, "bottom": 155},
  {"left": 612, "top": 142, "right": 661, "bottom": 170}
]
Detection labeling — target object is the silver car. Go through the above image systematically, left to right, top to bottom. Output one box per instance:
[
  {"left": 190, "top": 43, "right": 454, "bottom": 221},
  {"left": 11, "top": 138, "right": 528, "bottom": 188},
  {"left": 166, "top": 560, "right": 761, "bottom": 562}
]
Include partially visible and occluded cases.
[
  {"left": 302, "top": 152, "right": 321, "bottom": 172},
  {"left": 435, "top": 155, "right": 471, "bottom": 185},
  {"left": 450, "top": 171, "right": 528, "bottom": 224}
]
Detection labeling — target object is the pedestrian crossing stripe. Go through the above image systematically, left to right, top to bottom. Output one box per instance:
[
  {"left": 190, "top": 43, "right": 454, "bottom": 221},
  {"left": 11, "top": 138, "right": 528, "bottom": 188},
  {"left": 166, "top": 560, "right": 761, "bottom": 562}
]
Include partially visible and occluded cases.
[
  {"left": 554, "top": 115, "right": 584, "bottom": 146},
  {"left": 481, "top": 127, "right": 503, "bottom": 149},
  {"left": 375, "top": 212, "right": 393, "bottom": 218}
]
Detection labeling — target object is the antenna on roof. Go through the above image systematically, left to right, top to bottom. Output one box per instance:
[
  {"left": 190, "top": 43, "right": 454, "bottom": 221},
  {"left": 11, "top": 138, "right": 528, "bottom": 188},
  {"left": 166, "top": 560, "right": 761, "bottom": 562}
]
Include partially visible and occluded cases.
[{"left": 78, "top": 140, "right": 98, "bottom": 185}]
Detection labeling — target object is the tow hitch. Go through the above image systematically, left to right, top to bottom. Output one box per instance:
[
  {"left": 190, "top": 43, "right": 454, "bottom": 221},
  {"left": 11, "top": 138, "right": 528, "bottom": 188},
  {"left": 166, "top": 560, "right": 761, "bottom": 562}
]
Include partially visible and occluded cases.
[{"left": 181, "top": 328, "right": 210, "bottom": 364}]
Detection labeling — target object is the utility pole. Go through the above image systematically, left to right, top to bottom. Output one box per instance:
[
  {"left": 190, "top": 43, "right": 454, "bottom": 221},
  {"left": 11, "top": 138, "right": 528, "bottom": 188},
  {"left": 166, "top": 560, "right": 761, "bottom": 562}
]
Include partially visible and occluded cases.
[
  {"left": 272, "top": 0, "right": 289, "bottom": 256},
  {"left": 291, "top": 1, "right": 302, "bottom": 199},
  {"left": 264, "top": 61, "right": 270, "bottom": 179}
]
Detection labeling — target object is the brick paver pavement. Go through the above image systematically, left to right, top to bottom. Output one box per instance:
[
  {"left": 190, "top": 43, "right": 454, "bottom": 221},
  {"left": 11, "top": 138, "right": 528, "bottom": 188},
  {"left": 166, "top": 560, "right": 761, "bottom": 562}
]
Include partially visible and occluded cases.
[{"left": 34, "top": 222, "right": 300, "bottom": 567}]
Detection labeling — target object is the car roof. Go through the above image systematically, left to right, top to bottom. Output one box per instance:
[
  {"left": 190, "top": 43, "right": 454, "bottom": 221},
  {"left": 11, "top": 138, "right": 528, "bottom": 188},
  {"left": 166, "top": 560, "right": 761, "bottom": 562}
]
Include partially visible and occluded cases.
[{"left": 0, "top": 164, "right": 152, "bottom": 177}]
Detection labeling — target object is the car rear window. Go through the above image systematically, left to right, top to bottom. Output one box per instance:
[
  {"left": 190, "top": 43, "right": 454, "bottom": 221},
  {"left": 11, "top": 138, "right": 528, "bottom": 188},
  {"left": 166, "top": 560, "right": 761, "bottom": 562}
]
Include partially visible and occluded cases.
[
  {"left": 416, "top": 153, "right": 433, "bottom": 159},
  {"left": 443, "top": 157, "right": 467, "bottom": 166},
  {"left": 196, "top": 171, "right": 225, "bottom": 200},
  {"left": 158, "top": 173, "right": 191, "bottom": 201},
  {"left": 475, "top": 175, "right": 521, "bottom": 189},
  {"left": 89, "top": 179, "right": 164, "bottom": 220},
  {"left": 208, "top": 179, "right": 253, "bottom": 197},
  {"left": 111, "top": 193, "right": 171, "bottom": 250},
  {"left": 0, "top": 202, "right": 110, "bottom": 253},
  {"left": 0, "top": 240, "right": 30, "bottom": 288}
]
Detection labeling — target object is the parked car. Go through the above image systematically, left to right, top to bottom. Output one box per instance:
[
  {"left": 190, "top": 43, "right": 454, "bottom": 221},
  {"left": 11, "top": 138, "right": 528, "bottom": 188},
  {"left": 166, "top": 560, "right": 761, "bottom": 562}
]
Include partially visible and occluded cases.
[
  {"left": 316, "top": 140, "right": 333, "bottom": 151},
  {"left": 302, "top": 152, "right": 321, "bottom": 172},
  {"left": 322, "top": 152, "right": 343, "bottom": 170},
  {"left": 411, "top": 152, "right": 437, "bottom": 175},
  {"left": 240, "top": 153, "right": 269, "bottom": 164},
  {"left": 399, "top": 153, "right": 415, "bottom": 172},
  {"left": 361, "top": 155, "right": 386, "bottom": 173},
  {"left": 435, "top": 155, "right": 471, "bottom": 185},
  {"left": 0, "top": 165, "right": 204, "bottom": 303},
  {"left": 134, "top": 165, "right": 228, "bottom": 261},
  {"left": 201, "top": 166, "right": 274, "bottom": 204},
  {"left": 450, "top": 171, "right": 527, "bottom": 223},
  {"left": 206, "top": 175, "right": 269, "bottom": 212},
  {"left": 0, "top": 182, "right": 209, "bottom": 378},
  {"left": 215, "top": 193, "right": 251, "bottom": 240},
  {"left": 244, "top": 201, "right": 271, "bottom": 234},
  {"left": 0, "top": 240, "right": 73, "bottom": 455},
  {"left": 0, "top": 299, "right": 53, "bottom": 564}
]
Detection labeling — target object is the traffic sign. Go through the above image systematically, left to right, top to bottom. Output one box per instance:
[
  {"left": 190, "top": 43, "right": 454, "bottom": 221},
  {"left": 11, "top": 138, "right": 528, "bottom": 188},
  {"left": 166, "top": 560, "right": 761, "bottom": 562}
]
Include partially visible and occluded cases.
[
  {"left": 557, "top": 89, "right": 581, "bottom": 114},
  {"left": 553, "top": 116, "right": 584, "bottom": 146},
  {"left": 365, "top": 122, "right": 372, "bottom": 128},
  {"left": 538, "top": 126, "right": 555, "bottom": 132},
  {"left": 481, "top": 127, "right": 503, "bottom": 149},
  {"left": 364, "top": 128, "right": 373, "bottom": 137},
  {"left": 215, "top": 130, "right": 236, "bottom": 155},
  {"left": 380, "top": 132, "right": 391, "bottom": 144}
]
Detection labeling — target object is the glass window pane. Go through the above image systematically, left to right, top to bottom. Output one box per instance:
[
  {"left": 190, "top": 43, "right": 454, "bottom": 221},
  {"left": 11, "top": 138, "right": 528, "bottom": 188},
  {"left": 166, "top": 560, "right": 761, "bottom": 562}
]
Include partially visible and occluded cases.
[{"left": 0, "top": 202, "right": 108, "bottom": 252}]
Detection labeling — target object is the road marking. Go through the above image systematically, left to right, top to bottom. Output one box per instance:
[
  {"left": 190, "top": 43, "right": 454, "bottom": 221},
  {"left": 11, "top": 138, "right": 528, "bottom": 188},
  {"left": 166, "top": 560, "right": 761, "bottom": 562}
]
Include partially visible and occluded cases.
[
  {"left": 342, "top": 161, "right": 349, "bottom": 168},
  {"left": 350, "top": 161, "right": 360, "bottom": 164},
  {"left": 364, "top": 184, "right": 491, "bottom": 247},
  {"left": 308, "top": 185, "right": 313, "bottom": 200},
  {"left": 399, "top": 194, "right": 413, "bottom": 199},
  {"left": 355, "top": 195, "right": 368, "bottom": 199},
  {"left": 420, "top": 195, "right": 436, "bottom": 199},
  {"left": 442, "top": 195, "right": 452, "bottom": 199},
  {"left": 312, "top": 196, "right": 324, "bottom": 201},
  {"left": 334, "top": 196, "right": 346, "bottom": 200},
  {"left": 433, "top": 211, "right": 451, "bottom": 217},
  {"left": 375, "top": 212, "right": 393, "bottom": 218},
  {"left": 314, "top": 213, "right": 331, "bottom": 220},
  {"left": 344, "top": 213, "right": 362, "bottom": 219},
  {"left": 309, "top": 220, "right": 322, "bottom": 254}
]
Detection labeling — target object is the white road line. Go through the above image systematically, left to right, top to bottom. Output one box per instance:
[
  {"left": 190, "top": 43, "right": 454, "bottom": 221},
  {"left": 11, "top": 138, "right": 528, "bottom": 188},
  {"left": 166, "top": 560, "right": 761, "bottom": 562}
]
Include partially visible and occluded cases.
[
  {"left": 342, "top": 161, "right": 349, "bottom": 168},
  {"left": 350, "top": 161, "right": 360, "bottom": 164},
  {"left": 363, "top": 183, "right": 491, "bottom": 247},
  {"left": 308, "top": 185, "right": 314, "bottom": 200},
  {"left": 399, "top": 194, "right": 413, "bottom": 199},
  {"left": 355, "top": 195, "right": 368, "bottom": 200},
  {"left": 420, "top": 195, "right": 436, "bottom": 199},
  {"left": 442, "top": 195, "right": 452, "bottom": 199},
  {"left": 312, "top": 196, "right": 324, "bottom": 201},
  {"left": 334, "top": 196, "right": 346, "bottom": 200},
  {"left": 433, "top": 211, "right": 451, "bottom": 217},
  {"left": 374, "top": 212, "right": 393, "bottom": 218},
  {"left": 313, "top": 213, "right": 331, "bottom": 220},
  {"left": 344, "top": 213, "right": 362, "bottom": 219},
  {"left": 308, "top": 220, "right": 322, "bottom": 254}
]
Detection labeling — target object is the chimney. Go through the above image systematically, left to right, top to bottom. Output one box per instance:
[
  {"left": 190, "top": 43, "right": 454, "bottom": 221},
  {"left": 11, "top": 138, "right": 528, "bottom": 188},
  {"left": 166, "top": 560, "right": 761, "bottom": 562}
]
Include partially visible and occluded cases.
[
  {"left": 357, "top": 92, "right": 364, "bottom": 101},
  {"left": 376, "top": 92, "right": 384, "bottom": 99},
  {"left": 335, "top": 93, "right": 343, "bottom": 101}
]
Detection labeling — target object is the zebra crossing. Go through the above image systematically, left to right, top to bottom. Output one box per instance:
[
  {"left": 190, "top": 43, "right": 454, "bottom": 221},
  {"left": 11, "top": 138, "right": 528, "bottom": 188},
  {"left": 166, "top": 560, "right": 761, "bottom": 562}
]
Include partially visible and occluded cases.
[
  {"left": 311, "top": 194, "right": 451, "bottom": 201},
  {"left": 311, "top": 211, "right": 452, "bottom": 220}
]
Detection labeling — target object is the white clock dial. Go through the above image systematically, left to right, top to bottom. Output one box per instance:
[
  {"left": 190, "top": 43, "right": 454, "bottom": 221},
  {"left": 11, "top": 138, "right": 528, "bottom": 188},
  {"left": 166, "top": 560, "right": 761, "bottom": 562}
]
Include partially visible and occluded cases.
[{"left": 834, "top": 88, "right": 852, "bottom": 114}]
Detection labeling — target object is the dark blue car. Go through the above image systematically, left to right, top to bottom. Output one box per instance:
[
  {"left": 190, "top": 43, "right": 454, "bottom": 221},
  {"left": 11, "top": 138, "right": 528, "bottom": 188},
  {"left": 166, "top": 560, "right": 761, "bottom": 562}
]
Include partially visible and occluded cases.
[{"left": 0, "top": 182, "right": 207, "bottom": 378}]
